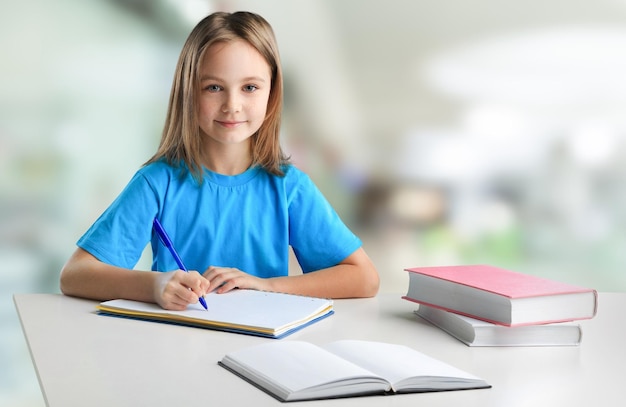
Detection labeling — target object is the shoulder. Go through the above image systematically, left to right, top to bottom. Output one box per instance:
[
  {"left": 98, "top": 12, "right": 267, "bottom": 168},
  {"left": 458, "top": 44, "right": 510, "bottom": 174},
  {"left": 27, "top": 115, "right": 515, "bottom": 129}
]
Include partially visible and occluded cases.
[
  {"left": 136, "top": 160, "right": 191, "bottom": 186},
  {"left": 139, "top": 160, "right": 182, "bottom": 178},
  {"left": 118, "top": 161, "right": 197, "bottom": 201},
  {"left": 271, "top": 164, "right": 317, "bottom": 197},
  {"left": 280, "top": 164, "right": 313, "bottom": 186},
  {"left": 275, "top": 165, "right": 329, "bottom": 207}
]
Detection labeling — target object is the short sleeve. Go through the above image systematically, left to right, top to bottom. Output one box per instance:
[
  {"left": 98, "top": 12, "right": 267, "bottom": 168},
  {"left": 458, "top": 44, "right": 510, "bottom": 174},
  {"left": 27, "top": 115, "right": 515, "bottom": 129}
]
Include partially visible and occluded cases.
[
  {"left": 77, "top": 171, "right": 159, "bottom": 269},
  {"left": 287, "top": 172, "right": 362, "bottom": 273}
]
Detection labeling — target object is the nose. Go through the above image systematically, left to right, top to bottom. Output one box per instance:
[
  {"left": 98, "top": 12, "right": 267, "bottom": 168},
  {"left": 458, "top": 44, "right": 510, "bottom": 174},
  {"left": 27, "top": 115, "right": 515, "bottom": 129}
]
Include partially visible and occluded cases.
[{"left": 221, "top": 91, "right": 242, "bottom": 113}]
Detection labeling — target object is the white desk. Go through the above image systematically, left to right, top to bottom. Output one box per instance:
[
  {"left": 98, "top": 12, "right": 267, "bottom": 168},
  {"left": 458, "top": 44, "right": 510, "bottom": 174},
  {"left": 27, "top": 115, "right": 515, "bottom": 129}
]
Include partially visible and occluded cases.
[{"left": 14, "top": 293, "right": 623, "bottom": 407}]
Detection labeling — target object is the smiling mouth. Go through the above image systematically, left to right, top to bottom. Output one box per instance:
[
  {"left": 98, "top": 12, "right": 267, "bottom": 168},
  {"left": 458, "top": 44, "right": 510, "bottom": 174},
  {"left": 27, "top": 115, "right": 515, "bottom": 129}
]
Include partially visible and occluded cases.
[{"left": 216, "top": 120, "right": 245, "bottom": 128}]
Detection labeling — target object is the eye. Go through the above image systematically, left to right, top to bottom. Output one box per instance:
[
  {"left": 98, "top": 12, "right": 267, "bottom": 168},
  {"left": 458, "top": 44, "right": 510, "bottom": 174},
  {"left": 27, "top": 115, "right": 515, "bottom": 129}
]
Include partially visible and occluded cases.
[
  {"left": 204, "top": 84, "right": 222, "bottom": 92},
  {"left": 243, "top": 84, "right": 258, "bottom": 92}
]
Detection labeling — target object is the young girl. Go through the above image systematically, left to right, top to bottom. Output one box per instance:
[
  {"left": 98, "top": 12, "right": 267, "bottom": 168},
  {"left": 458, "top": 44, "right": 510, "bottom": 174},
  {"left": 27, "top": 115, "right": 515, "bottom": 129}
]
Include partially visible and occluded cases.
[{"left": 60, "top": 11, "right": 379, "bottom": 310}]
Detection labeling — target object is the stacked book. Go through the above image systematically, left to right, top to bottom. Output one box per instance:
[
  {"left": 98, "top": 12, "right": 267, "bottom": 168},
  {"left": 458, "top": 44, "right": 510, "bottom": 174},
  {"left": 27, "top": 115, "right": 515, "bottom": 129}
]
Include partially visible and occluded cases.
[{"left": 402, "top": 264, "right": 598, "bottom": 347}]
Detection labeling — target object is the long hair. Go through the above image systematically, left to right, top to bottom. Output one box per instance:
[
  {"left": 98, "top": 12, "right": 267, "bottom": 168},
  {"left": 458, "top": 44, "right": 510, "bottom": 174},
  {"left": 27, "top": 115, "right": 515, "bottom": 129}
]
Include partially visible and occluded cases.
[{"left": 146, "top": 11, "right": 288, "bottom": 182}]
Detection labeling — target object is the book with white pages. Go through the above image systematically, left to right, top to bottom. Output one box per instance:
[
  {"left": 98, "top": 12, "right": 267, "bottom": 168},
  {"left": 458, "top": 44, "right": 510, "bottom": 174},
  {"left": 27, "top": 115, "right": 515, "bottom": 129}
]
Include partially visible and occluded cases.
[
  {"left": 403, "top": 264, "right": 597, "bottom": 326},
  {"left": 97, "top": 289, "right": 333, "bottom": 339},
  {"left": 416, "top": 304, "right": 582, "bottom": 347},
  {"left": 218, "top": 339, "right": 491, "bottom": 401}
]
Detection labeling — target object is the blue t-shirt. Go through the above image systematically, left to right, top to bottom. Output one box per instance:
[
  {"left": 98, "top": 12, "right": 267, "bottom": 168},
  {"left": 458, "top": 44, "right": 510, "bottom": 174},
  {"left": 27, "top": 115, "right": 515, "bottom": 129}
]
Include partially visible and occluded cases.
[{"left": 77, "top": 161, "right": 362, "bottom": 277}]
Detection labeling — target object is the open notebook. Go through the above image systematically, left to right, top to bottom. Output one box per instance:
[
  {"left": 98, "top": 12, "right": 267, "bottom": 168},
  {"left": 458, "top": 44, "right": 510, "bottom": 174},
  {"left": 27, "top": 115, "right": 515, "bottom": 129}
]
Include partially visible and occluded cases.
[
  {"left": 97, "top": 289, "right": 333, "bottom": 339},
  {"left": 219, "top": 340, "right": 491, "bottom": 401}
]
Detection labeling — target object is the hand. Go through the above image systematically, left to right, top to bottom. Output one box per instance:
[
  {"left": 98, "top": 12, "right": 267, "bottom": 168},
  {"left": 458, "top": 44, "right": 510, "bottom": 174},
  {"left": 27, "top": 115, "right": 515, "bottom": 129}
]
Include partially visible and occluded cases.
[
  {"left": 203, "top": 266, "right": 269, "bottom": 294},
  {"left": 153, "top": 270, "right": 210, "bottom": 310}
]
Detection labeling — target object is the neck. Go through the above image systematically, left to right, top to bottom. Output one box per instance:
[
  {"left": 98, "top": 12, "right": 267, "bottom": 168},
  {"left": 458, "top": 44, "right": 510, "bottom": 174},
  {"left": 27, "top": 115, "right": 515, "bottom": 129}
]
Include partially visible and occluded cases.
[
  {"left": 202, "top": 143, "right": 253, "bottom": 176},
  {"left": 206, "top": 158, "right": 253, "bottom": 175}
]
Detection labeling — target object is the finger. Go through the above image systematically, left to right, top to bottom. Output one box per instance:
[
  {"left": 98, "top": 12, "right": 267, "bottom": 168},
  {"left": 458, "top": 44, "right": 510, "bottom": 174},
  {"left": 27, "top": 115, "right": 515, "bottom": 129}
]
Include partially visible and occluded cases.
[
  {"left": 202, "top": 266, "right": 218, "bottom": 279},
  {"left": 203, "top": 267, "right": 225, "bottom": 289},
  {"left": 176, "top": 269, "right": 197, "bottom": 286},
  {"left": 177, "top": 270, "right": 206, "bottom": 293},
  {"left": 163, "top": 274, "right": 198, "bottom": 304},
  {"left": 197, "top": 276, "right": 210, "bottom": 295},
  {"left": 208, "top": 276, "right": 229, "bottom": 293},
  {"left": 215, "top": 276, "right": 242, "bottom": 294},
  {"left": 175, "top": 285, "right": 199, "bottom": 304},
  {"left": 160, "top": 291, "right": 190, "bottom": 311},
  {"left": 164, "top": 299, "right": 188, "bottom": 311}
]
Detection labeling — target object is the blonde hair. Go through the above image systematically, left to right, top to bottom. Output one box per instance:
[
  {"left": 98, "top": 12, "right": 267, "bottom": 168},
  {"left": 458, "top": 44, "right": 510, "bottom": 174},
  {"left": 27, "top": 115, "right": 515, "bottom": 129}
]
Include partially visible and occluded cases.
[{"left": 146, "top": 11, "right": 288, "bottom": 181}]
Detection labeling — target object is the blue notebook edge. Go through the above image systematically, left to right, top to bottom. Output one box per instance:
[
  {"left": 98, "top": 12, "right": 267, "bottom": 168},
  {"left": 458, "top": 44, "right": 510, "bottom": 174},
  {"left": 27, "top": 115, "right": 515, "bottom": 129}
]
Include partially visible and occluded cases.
[{"left": 96, "top": 309, "right": 334, "bottom": 339}]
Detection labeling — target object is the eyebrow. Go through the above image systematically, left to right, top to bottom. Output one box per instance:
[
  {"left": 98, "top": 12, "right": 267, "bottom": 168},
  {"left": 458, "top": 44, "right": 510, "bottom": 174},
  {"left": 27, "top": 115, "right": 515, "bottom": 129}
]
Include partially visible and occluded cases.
[{"left": 199, "top": 75, "right": 268, "bottom": 83}]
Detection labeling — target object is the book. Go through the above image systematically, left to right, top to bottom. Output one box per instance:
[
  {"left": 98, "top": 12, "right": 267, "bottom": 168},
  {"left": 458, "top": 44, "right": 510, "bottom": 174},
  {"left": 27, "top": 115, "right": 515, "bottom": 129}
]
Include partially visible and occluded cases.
[
  {"left": 402, "top": 264, "right": 598, "bottom": 327},
  {"left": 96, "top": 289, "right": 333, "bottom": 339},
  {"left": 416, "top": 304, "right": 583, "bottom": 347},
  {"left": 218, "top": 340, "right": 491, "bottom": 402}
]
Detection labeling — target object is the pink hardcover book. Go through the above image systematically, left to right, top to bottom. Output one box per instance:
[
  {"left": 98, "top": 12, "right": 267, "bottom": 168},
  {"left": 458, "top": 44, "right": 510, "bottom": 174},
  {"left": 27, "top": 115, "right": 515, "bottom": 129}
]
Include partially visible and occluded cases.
[{"left": 402, "top": 265, "right": 598, "bottom": 326}]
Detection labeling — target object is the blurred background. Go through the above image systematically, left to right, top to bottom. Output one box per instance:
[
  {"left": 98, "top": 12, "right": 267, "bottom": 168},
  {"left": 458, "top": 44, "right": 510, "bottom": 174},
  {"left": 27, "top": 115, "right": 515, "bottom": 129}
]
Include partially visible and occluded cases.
[{"left": 2, "top": 0, "right": 626, "bottom": 404}]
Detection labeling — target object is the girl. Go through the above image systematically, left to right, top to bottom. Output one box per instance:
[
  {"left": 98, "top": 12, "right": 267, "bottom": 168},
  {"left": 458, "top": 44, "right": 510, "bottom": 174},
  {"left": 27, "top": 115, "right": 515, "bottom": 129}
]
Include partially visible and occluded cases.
[{"left": 60, "top": 11, "right": 379, "bottom": 310}]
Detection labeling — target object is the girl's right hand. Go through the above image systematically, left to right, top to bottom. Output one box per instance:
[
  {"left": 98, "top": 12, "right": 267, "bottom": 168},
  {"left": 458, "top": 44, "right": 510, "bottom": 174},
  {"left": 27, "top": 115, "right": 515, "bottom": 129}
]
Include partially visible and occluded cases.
[{"left": 153, "top": 270, "right": 209, "bottom": 310}]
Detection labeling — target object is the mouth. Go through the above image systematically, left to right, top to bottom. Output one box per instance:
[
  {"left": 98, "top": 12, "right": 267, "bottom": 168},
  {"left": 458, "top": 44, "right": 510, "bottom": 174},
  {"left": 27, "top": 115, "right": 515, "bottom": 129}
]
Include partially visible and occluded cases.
[{"left": 216, "top": 120, "right": 246, "bottom": 129}]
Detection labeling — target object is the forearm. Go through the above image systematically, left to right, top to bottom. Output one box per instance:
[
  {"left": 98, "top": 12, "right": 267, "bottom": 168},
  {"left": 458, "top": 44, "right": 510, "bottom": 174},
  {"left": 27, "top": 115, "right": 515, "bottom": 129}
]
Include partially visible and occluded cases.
[
  {"left": 60, "top": 248, "right": 156, "bottom": 303},
  {"left": 266, "top": 248, "right": 380, "bottom": 299},
  {"left": 266, "top": 268, "right": 374, "bottom": 298}
]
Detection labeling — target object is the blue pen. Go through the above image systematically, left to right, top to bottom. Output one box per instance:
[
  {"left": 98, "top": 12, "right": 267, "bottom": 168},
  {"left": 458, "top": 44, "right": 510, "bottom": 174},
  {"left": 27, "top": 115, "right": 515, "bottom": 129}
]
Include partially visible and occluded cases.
[{"left": 153, "top": 218, "right": 208, "bottom": 310}]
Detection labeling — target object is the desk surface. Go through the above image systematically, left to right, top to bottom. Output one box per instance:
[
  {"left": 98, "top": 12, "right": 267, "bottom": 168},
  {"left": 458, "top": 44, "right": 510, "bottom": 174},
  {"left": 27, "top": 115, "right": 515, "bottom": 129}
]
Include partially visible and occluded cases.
[{"left": 14, "top": 292, "right": 624, "bottom": 407}]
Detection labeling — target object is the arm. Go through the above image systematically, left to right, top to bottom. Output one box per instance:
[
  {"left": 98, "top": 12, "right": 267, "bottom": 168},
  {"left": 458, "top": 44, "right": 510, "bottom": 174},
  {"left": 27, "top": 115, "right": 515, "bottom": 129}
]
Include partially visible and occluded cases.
[
  {"left": 203, "top": 247, "right": 380, "bottom": 298},
  {"left": 60, "top": 248, "right": 209, "bottom": 310}
]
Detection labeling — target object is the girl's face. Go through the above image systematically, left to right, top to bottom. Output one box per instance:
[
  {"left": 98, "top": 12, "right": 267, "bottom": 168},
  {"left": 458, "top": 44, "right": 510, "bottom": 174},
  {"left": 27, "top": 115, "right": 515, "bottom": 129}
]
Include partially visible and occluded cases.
[{"left": 197, "top": 39, "right": 272, "bottom": 151}]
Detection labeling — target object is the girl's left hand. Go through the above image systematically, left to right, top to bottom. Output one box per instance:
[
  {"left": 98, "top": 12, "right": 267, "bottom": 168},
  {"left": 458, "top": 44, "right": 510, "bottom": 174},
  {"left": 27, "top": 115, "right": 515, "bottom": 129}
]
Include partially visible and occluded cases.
[{"left": 202, "top": 266, "right": 270, "bottom": 294}]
